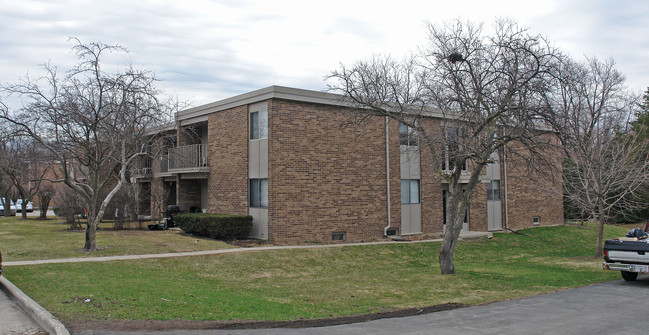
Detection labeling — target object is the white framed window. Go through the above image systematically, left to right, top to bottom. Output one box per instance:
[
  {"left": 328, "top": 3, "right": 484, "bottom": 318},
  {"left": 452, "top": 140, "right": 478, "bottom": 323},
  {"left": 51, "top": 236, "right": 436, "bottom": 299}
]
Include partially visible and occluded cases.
[
  {"left": 250, "top": 110, "right": 268, "bottom": 140},
  {"left": 399, "top": 123, "right": 418, "bottom": 146},
  {"left": 249, "top": 178, "right": 268, "bottom": 208},
  {"left": 401, "top": 179, "right": 420, "bottom": 204}
]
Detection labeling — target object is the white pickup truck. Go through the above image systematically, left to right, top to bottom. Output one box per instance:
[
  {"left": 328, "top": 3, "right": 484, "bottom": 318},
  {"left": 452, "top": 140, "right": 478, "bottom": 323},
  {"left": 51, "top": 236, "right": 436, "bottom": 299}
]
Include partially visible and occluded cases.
[{"left": 603, "top": 223, "right": 649, "bottom": 281}]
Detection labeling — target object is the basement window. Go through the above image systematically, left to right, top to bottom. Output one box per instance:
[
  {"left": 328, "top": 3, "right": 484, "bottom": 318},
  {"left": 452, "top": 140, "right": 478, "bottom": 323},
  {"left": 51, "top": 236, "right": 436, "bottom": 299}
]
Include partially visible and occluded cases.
[
  {"left": 533, "top": 216, "right": 541, "bottom": 225},
  {"left": 386, "top": 228, "right": 398, "bottom": 237},
  {"left": 332, "top": 232, "right": 346, "bottom": 241}
]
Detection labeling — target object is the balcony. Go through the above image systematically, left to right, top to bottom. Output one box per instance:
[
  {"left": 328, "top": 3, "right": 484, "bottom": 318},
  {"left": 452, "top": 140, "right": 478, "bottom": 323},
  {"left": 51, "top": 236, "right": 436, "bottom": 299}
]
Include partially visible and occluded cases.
[
  {"left": 168, "top": 144, "right": 209, "bottom": 173},
  {"left": 132, "top": 157, "right": 152, "bottom": 179}
]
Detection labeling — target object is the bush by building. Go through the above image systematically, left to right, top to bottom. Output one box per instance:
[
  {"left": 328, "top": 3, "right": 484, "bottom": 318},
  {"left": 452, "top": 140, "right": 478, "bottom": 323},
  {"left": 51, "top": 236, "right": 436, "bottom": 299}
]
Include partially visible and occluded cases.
[{"left": 175, "top": 213, "right": 253, "bottom": 240}]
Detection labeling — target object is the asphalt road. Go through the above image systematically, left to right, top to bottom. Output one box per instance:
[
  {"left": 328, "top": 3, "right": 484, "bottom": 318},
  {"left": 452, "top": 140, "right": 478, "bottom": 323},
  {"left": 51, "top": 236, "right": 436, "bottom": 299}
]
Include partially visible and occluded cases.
[
  {"left": 75, "top": 275, "right": 649, "bottom": 335},
  {"left": 0, "top": 284, "right": 45, "bottom": 335}
]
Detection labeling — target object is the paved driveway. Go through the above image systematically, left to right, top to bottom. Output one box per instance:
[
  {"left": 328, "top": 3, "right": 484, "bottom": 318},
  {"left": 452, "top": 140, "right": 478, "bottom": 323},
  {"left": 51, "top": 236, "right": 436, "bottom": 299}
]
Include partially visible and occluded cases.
[
  {"left": 76, "top": 275, "right": 649, "bottom": 335},
  {"left": 0, "top": 284, "right": 46, "bottom": 335}
]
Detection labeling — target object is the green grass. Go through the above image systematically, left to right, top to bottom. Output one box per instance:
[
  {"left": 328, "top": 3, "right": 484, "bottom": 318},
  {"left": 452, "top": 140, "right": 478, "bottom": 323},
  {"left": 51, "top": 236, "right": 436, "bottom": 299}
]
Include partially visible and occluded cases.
[
  {"left": 0, "top": 216, "right": 234, "bottom": 261},
  {"left": 2, "top": 221, "right": 631, "bottom": 323}
]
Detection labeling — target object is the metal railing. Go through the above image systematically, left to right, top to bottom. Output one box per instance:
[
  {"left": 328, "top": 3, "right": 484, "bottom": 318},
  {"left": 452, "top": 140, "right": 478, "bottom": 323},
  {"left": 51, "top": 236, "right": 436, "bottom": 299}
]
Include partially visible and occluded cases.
[
  {"left": 168, "top": 144, "right": 208, "bottom": 172},
  {"left": 132, "top": 157, "right": 152, "bottom": 178}
]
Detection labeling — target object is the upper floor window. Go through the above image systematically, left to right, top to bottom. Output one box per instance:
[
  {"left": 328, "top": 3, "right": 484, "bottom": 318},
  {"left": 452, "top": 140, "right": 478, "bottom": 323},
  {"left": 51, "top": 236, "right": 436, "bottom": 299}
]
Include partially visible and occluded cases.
[
  {"left": 250, "top": 110, "right": 268, "bottom": 140},
  {"left": 399, "top": 123, "right": 418, "bottom": 147},
  {"left": 442, "top": 127, "right": 467, "bottom": 171}
]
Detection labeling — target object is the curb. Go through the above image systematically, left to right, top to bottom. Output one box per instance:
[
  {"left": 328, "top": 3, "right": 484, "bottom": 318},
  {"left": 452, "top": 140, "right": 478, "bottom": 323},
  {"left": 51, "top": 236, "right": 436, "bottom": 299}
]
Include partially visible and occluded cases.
[{"left": 0, "top": 276, "right": 70, "bottom": 335}]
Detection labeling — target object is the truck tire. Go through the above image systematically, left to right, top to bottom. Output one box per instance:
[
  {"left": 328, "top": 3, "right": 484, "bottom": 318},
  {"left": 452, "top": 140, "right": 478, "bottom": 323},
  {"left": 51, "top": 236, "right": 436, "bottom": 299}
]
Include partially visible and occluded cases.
[{"left": 621, "top": 271, "right": 638, "bottom": 281}]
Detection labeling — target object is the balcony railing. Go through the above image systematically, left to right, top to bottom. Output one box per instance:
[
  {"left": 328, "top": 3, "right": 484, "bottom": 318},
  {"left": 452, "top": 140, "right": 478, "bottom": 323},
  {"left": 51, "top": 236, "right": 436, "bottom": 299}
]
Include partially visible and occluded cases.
[
  {"left": 168, "top": 144, "right": 209, "bottom": 173},
  {"left": 132, "top": 157, "right": 152, "bottom": 178}
]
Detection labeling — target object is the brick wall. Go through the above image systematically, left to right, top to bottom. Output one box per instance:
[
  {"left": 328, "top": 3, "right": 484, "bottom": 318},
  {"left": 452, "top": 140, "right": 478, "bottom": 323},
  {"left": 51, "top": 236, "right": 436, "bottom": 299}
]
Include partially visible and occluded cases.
[
  {"left": 198, "top": 97, "right": 563, "bottom": 244},
  {"left": 268, "top": 99, "right": 391, "bottom": 244},
  {"left": 207, "top": 105, "right": 249, "bottom": 215},
  {"left": 504, "top": 135, "right": 564, "bottom": 230},
  {"left": 178, "top": 179, "right": 202, "bottom": 212}
]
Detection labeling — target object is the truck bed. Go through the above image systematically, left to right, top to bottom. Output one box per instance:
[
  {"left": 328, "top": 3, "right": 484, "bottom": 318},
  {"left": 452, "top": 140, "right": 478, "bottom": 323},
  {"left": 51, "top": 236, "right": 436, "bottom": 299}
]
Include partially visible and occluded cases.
[{"left": 604, "top": 239, "right": 649, "bottom": 264}]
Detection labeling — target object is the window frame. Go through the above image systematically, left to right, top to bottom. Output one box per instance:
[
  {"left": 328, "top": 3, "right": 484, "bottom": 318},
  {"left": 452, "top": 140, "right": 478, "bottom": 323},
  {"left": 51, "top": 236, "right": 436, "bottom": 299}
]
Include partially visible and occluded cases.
[
  {"left": 250, "top": 110, "right": 268, "bottom": 140},
  {"left": 399, "top": 123, "right": 419, "bottom": 147},
  {"left": 249, "top": 178, "right": 268, "bottom": 208},
  {"left": 401, "top": 179, "right": 421, "bottom": 204},
  {"left": 487, "top": 180, "right": 501, "bottom": 201}
]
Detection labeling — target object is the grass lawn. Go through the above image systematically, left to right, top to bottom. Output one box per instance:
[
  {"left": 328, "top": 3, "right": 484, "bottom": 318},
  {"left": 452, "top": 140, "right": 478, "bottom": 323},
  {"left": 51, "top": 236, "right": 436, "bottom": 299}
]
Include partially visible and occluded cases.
[
  {"left": 0, "top": 216, "right": 234, "bottom": 261},
  {"left": 1, "top": 220, "right": 632, "bottom": 323}
]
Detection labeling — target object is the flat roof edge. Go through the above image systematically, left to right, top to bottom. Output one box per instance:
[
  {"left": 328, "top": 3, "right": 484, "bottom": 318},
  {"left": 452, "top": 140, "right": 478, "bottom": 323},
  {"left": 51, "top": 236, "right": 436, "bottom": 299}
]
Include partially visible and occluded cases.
[{"left": 177, "top": 86, "right": 349, "bottom": 121}]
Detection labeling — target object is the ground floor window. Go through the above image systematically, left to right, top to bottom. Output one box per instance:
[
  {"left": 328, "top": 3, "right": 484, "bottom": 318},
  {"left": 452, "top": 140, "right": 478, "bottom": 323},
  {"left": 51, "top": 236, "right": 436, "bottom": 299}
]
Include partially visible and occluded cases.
[
  {"left": 249, "top": 178, "right": 268, "bottom": 208},
  {"left": 401, "top": 179, "right": 420, "bottom": 204},
  {"left": 487, "top": 180, "right": 501, "bottom": 201}
]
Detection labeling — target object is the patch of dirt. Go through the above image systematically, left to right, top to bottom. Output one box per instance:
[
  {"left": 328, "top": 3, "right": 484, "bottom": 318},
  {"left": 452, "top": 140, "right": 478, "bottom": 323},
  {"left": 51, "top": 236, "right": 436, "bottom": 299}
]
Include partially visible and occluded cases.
[
  {"left": 227, "top": 239, "right": 274, "bottom": 248},
  {"left": 63, "top": 303, "right": 465, "bottom": 333}
]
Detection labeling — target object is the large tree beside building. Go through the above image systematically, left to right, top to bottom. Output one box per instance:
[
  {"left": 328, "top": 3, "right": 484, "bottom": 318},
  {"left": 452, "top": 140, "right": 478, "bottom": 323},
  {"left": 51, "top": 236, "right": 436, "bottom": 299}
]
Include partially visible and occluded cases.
[
  {"left": 328, "top": 19, "right": 564, "bottom": 274},
  {"left": 0, "top": 39, "right": 172, "bottom": 250},
  {"left": 558, "top": 59, "right": 649, "bottom": 257}
]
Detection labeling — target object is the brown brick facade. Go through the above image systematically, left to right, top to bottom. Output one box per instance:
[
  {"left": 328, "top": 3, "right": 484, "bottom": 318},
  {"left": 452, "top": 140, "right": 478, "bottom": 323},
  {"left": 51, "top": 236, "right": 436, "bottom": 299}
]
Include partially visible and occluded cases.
[
  {"left": 143, "top": 86, "right": 564, "bottom": 244},
  {"left": 267, "top": 99, "right": 390, "bottom": 244},
  {"left": 207, "top": 105, "right": 249, "bottom": 215},
  {"left": 503, "top": 138, "right": 564, "bottom": 230}
]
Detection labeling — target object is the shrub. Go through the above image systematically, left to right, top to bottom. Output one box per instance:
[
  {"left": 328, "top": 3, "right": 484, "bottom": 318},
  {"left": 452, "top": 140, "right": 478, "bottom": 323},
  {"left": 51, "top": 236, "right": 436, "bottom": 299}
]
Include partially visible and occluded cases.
[{"left": 175, "top": 213, "right": 253, "bottom": 240}]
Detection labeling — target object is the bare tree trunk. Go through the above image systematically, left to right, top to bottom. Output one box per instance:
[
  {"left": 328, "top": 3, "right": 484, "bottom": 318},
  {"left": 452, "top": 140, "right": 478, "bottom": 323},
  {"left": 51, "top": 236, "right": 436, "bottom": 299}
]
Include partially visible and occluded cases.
[
  {"left": 439, "top": 188, "right": 466, "bottom": 274},
  {"left": 595, "top": 202, "right": 606, "bottom": 258},
  {"left": 21, "top": 203, "right": 27, "bottom": 220},
  {"left": 84, "top": 219, "right": 98, "bottom": 251}
]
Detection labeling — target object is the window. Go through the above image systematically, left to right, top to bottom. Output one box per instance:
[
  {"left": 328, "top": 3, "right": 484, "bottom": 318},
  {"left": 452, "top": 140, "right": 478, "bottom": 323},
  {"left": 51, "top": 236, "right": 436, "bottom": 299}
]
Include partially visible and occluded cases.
[
  {"left": 250, "top": 110, "right": 268, "bottom": 140},
  {"left": 399, "top": 123, "right": 418, "bottom": 146},
  {"left": 442, "top": 127, "right": 467, "bottom": 171},
  {"left": 249, "top": 178, "right": 268, "bottom": 208},
  {"left": 401, "top": 179, "right": 420, "bottom": 204},
  {"left": 487, "top": 180, "right": 501, "bottom": 201},
  {"left": 533, "top": 216, "right": 541, "bottom": 225},
  {"left": 332, "top": 232, "right": 346, "bottom": 241}
]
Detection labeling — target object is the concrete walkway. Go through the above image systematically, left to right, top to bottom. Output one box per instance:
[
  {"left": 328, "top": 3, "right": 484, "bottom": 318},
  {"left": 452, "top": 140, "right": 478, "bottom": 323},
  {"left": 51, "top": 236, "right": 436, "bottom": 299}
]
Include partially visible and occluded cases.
[{"left": 4, "top": 231, "right": 492, "bottom": 266}]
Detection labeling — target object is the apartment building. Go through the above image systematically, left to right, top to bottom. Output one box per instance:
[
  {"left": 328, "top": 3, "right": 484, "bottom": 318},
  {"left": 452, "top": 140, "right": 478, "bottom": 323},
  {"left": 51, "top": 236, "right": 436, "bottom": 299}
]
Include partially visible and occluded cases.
[{"left": 134, "top": 86, "right": 564, "bottom": 244}]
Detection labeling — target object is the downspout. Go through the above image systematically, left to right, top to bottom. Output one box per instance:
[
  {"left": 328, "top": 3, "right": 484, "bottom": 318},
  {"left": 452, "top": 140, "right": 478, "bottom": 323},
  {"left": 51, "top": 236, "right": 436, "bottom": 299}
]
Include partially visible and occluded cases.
[
  {"left": 384, "top": 116, "right": 392, "bottom": 237},
  {"left": 503, "top": 146, "right": 509, "bottom": 231}
]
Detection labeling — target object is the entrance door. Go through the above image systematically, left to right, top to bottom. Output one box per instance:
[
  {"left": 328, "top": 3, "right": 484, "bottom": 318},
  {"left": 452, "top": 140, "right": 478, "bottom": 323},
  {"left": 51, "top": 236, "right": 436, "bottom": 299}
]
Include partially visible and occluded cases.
[{"left": 487, "top": 180, "right": 503, "bottom": 231}]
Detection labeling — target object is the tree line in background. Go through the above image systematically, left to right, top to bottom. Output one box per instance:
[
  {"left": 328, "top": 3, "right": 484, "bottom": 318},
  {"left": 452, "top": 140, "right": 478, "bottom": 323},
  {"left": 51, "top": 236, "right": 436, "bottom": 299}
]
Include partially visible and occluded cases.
[{"left": 0, "top": 19, "right": 647, "bottom": 273}]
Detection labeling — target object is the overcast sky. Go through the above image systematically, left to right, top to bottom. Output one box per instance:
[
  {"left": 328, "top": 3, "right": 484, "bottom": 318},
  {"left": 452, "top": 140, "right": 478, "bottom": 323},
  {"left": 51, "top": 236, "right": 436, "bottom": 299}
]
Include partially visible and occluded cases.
[{"left": 1, "top": 0, "right": 648, "bottom": 108}]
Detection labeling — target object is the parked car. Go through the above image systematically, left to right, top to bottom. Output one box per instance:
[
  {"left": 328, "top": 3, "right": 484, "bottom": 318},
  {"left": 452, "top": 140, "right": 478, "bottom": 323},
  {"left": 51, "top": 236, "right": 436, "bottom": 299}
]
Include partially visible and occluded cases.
[
  {"left": 0, "top": 199, "right": 16, "bottom": 216},
  {"left": 15, "top": 199, "right": 34, "bottom": 213}
]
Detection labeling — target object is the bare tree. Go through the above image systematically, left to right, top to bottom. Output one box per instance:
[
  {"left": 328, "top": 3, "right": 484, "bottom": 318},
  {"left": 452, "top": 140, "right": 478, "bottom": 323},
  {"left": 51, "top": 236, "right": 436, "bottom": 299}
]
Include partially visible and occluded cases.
[
  {"left": 328, "top": 19, "right": 563, "bottom": 274},
  {"left": 0, "top": 39, "right": 171, "bottom": 250},
  {"left": 558, "top": 57, "right": 649, "bottom": 257},
  {"left": 0, "top": 132, "right": 51, "bottom": 219},
  {"left": 37, "top": 182, "right": 54, "bottom": 219}
]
